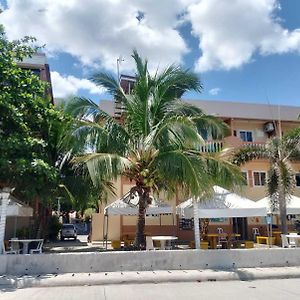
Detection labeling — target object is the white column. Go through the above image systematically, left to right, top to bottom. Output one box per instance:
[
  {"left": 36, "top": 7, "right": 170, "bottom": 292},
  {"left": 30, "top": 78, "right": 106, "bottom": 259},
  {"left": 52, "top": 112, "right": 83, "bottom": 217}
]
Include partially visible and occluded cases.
[
  {"left": 0, "top": 187, "right": 11, "bottom": 254},
  {"left": 193, "top": 198, "right": 201, "bottom": 250}
]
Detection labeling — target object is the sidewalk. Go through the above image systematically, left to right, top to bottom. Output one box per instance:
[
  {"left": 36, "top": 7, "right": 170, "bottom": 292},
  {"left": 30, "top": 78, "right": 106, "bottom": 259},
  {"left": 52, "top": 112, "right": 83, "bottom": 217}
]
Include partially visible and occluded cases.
[{"left": 2, "top": 266, "right": 300, "bottom": 289}]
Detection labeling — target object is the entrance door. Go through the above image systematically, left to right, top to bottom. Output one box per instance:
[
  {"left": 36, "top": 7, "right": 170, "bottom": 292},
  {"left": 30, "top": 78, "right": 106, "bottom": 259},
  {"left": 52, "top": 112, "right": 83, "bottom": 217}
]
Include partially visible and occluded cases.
[{"left": 233, "top": 218, "right": 248, "bottom": 240}]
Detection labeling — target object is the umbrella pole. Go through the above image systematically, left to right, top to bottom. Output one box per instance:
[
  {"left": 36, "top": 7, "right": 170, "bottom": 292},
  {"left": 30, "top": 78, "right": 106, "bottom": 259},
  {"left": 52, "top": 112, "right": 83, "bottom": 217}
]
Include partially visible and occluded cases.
[
  {"left": 172, "top": 213, "right": 176, "bottom": 237},
  {"left": 270, "top": 214, "right": 273, "bottom": 248},
  {"left": 102, "top": 215, "right": 106, "bottom": 247},
  {"left": 105, "top": 215, "right": 109, "bottom": 250},
  {"left": 266, "top": 215, "right": 270, "bottom": 248}
]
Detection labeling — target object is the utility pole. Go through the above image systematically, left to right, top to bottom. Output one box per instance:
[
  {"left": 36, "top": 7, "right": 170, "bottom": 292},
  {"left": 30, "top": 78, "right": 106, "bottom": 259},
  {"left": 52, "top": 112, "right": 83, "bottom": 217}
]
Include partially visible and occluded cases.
[{"left": 116, "top": 56, "right": 124, "bottom": 84}]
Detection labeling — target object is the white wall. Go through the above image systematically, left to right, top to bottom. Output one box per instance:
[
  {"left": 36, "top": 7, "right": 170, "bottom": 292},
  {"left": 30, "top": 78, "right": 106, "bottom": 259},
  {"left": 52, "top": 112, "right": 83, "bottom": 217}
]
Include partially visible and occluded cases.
[{"left": 1, "top": 248, "right": 300, "bottom": 275}]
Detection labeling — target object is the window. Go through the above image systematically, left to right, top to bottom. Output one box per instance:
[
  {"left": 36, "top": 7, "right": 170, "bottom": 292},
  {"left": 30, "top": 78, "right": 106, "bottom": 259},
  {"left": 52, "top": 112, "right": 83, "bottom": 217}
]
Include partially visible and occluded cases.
[
  {"left": 239, "top": 131, "right": 253, "bottom": 142},
  {"left": 242, "top": 171, "right": 248, "bottom": 185},
  {"left": 253, "top": 172, "right": 266, "bottom": 186},
  {"left": 296, "top": 173, "right": 300, "bottom": 187}
]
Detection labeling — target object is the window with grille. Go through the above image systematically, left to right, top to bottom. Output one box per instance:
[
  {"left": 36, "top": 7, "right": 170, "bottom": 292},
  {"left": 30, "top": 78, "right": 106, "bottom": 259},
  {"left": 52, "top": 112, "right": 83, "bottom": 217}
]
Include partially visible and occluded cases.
[
  {"left": 239, "top": 130, "right": 253, "bottom": 142},
  {"left": 253, "top": 171, "right": 266, "bottom": 186}
]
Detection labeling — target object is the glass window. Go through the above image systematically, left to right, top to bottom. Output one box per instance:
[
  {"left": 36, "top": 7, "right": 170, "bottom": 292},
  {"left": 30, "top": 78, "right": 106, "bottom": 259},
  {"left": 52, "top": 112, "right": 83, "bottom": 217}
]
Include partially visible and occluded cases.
[
  {"left": 239, "top": 131, "right": 253, "bottom": 142},
  {"left": 242, "top": 172, "right": 248, "bottom": 185},
  {"left": 253, "top": 172, "right": 266, "bottom": 186},
  {"left": 296, "top": 173, "right": 300, "bottom": 187}
]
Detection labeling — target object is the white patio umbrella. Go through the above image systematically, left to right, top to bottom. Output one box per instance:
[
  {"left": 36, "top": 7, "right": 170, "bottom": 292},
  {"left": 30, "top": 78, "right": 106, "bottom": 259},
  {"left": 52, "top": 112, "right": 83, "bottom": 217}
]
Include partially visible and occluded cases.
[
  {"left": 177, "top": 186, "right": 267, "bottom": 219},
  {"left": 177, "top": 186, "right": 267, "bottom": 249},
  {"left": 103, "top": 191, "right": 174, "bottom": 248},
  {"left": 255, "top": 195, "right": 300, "bottom": 215}
]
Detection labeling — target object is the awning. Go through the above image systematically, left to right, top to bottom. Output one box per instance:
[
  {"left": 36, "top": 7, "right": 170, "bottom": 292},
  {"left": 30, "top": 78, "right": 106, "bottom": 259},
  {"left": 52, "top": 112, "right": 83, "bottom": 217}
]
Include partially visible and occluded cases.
[
  {"left": 177, "top": 186, "right": 267, "bottom": 218},
  {"left": 104, "top": 192, "right": 173, "bottom": 216},
  {"left": 256, "top": 195, "right": 300, "bottom": 215}
]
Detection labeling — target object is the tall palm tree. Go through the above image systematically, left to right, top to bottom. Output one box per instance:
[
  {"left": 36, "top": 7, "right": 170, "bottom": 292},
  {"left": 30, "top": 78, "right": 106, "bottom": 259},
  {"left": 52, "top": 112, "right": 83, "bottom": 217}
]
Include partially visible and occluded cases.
[
  {"left": 65, "top": 50, "right": 243, "bottom": 248},
  {"left": 233, "top": 133, "right": 300, "bottom": 234}
]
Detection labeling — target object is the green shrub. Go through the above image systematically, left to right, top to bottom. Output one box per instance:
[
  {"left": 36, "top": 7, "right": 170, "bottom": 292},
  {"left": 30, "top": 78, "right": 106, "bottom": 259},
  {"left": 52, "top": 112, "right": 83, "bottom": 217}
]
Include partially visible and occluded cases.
[{"left": 46, "top": 215, "right": 62, "bottom": 241}]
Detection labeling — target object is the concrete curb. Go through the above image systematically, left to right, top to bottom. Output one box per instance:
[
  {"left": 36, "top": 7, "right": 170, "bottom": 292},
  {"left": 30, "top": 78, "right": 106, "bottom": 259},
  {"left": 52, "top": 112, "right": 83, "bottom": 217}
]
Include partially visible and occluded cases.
[{"left": 2, "top": 267, "right": 300, "bottom": 289}]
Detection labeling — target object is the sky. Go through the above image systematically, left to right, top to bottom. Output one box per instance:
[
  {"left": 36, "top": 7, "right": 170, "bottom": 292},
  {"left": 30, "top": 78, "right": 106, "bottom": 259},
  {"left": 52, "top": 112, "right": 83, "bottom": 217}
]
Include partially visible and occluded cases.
[{"left": 0, "top": 0, "right": 300, "bottom": 106}]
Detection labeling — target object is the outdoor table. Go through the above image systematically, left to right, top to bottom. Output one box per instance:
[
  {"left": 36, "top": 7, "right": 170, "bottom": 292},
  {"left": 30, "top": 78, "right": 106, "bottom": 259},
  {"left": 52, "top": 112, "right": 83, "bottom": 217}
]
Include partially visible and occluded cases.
[
  {"left": 207, "top": 233, "right": 227, "bottom": 249},
  {"left": 286, "top": 234, "right": 300, "bottom": 247},
  {"left": 151, "top": 236, "right": 178, "bottom": 250},
  {"left": 256, "top": 236, "right": 276, "bottom": 245},
  {"left": 9, "top": 239, "right": 43, "bottom": 254}
]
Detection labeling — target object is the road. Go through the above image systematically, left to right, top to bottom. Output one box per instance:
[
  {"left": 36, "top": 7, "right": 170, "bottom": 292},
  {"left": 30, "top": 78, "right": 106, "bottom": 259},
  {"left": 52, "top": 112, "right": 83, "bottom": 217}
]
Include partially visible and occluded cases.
[{"left": 1, "top": 278, "right": 300, "bottom": 300}]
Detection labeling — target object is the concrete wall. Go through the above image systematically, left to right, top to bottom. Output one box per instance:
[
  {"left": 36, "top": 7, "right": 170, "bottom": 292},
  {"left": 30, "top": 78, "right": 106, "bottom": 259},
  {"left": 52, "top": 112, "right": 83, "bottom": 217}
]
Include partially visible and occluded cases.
[{"left": 1, "top": 248, "right": 300, "bottom": 275}]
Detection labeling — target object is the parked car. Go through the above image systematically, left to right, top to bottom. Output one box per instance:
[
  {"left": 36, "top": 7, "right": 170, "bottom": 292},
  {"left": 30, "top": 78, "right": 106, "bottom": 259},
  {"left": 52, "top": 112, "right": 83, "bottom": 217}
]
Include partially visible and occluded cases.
[{"left": 60, "top": 224, "right": 77, "bottom": 241}]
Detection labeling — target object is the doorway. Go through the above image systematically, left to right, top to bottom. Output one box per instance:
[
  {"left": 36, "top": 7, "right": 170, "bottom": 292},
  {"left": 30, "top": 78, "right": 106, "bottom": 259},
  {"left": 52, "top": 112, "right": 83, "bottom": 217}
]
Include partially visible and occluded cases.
[{"left": 233, "top": 217, "right": 248, "bottom": 240}]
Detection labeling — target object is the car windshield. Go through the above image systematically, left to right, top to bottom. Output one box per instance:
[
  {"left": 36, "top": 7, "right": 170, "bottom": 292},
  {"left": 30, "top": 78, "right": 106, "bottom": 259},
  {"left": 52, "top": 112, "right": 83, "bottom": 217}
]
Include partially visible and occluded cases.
[{"left": 63, "top": 224, "right": 74, "bottom": 229}]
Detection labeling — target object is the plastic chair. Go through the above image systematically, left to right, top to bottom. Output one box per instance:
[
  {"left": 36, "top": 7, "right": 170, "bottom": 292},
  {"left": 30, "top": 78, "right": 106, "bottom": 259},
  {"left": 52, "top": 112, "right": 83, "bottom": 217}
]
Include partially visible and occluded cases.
[
  {"left": 216, "top": 228, "right": 227, "bottom": 249},
  {"left": 217, "top": 228, "right": 224, "bottom": 234},
  {"left": 252, "top": 228, "right": 260, "bottom": 242},
  {"left": 288, "top": 233, "right": 298, "bottom": 247},
  {"left": 281, "top": 234, "right": 295, "bottom": 248},
  {"left": 146, "top": 236, "right": 160, "bottom": 250},
  {"left": 10, "top": 239, "right": 21, "bottom": 254},
  {"left": 29, "top": 240, "right": 43, "bottom": 254},
  {"left": 111, "top": 240, "right": 121, "bottom": 249},
  {"left": 2, "top": 242, "right": 18, "bottom": 254}
]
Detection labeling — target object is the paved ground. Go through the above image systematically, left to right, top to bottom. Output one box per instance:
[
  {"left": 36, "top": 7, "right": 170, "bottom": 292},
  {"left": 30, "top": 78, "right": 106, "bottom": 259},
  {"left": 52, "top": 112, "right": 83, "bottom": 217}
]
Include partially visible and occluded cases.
[
  {"left": 43, "top": 235, "right": 109, "bottom": 253},
  {"left": 44, "top": 236, "right": 272, "bottom": 253},
  {"left": 1, "top": 278, "right": 300, "bottom": 300}
]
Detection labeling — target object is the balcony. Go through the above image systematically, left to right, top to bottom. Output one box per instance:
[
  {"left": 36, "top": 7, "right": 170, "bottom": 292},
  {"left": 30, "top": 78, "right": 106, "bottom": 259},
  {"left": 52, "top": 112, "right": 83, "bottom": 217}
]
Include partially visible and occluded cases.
[
  {"left": 224, "top": 136, "right": 266, "bottom": 149},
  {"left": 199, "top": 137, "right": 266, "bottom": 153},
  {"left": 200, "top": 140, "right": 224, "bottom": 153}
]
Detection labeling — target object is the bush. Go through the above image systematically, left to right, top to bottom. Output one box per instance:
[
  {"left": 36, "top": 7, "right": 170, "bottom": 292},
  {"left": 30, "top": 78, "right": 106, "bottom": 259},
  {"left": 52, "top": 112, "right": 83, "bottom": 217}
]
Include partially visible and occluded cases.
[{"left": 46, "top": 215, "right": 62, "bottom": 241}]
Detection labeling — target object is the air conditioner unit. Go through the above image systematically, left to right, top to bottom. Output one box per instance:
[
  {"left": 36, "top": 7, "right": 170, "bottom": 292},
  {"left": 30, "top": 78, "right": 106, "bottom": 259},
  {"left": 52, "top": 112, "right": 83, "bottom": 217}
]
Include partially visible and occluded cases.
[{"left": 264, "top": 122, "right": 275, "bottom": 133}]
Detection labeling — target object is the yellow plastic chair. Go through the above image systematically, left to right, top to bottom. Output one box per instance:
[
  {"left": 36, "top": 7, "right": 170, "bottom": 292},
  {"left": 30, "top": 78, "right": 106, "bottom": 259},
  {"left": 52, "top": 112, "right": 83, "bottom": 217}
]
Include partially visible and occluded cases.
[
  {"left": 124, "top": 239, "right": 134, "bottom": 247},
  {"left": 111, "top": 240, "right": 121, "bottom": 249}
]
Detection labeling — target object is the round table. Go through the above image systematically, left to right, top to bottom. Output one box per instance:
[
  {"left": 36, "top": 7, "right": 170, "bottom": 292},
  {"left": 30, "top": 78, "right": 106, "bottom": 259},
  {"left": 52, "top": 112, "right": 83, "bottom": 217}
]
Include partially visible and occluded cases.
[{"left": 151, "top": 236, "right": 178, "bottom": 250}]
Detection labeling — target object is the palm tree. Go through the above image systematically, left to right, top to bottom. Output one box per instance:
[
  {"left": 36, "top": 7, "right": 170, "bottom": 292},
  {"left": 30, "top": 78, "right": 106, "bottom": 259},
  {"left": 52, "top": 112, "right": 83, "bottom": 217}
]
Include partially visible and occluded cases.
[
  {"left": 65, "top": 50, "right": 243, "bottom": 249},
  {"left": 233, "top": 133, "right": 300, "bottom": 234}
]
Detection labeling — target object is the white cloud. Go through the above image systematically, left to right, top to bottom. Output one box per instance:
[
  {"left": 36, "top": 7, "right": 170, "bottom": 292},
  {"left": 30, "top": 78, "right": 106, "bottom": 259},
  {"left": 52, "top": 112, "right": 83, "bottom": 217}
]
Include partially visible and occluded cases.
[
  {"left": 0, "top": 0, "right": 190, "bottom": 73},
  {"left": 1, "top": 0, "right": 300, "bottom": 74},
  {"left": 188, "top": 0, "right": 300, "bottom": 72},
  {"left": 50, "top": 71, "right": 105, "bottom": 98},
  {"left": 209, "top": 87, "right": 221, "bottom": 96}
]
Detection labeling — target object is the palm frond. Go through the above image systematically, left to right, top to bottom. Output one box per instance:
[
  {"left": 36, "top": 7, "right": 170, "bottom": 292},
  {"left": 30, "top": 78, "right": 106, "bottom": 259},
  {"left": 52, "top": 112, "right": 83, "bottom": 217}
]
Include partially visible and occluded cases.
[
  {"left": 232, "top": 145, "right": 268, "bottom": 166},
  {"left": 73, "top": 153, "right": 130, "bottom": 187}
]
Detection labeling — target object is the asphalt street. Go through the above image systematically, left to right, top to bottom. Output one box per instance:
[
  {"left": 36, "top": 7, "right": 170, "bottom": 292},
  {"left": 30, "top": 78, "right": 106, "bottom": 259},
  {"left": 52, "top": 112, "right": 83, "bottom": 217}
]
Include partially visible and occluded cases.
[{"left": 1, "top": 278, "right": 300, "bottom": 300}]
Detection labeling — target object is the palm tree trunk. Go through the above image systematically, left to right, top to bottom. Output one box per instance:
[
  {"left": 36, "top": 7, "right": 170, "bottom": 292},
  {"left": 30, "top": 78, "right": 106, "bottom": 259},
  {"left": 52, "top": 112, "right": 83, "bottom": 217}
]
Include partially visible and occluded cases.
[
  {"left": 135, "top": 187, "right": 150, "bottom": 249},
  {"left": 279, "top": 188, "right": 288, "bottom": 234},
  {"left": 193, "top": 198, "right": 201, "bottom": 249}
]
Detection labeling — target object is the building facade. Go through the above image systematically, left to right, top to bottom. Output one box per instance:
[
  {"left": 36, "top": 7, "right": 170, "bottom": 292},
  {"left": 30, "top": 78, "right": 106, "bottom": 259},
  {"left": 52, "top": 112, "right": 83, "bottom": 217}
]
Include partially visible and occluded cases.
[
  {"left": 17, "top": 53, "right": 53, "bottom": 102},
  {"left": 91, "top": 81, "right": 300, "bottom": 242}
]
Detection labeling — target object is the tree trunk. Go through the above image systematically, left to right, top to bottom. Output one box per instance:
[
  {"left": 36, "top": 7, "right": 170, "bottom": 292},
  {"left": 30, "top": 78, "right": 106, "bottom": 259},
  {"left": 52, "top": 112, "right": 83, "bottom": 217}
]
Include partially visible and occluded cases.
[
  {"left": 134, "top": 187, "right": 150, "bottom": 249},
  {"left": 279, "top": 188, "right": 288, "bottom": 234},
  {"left": 193, "top": 198, "right": 201, "bottom": 250}
]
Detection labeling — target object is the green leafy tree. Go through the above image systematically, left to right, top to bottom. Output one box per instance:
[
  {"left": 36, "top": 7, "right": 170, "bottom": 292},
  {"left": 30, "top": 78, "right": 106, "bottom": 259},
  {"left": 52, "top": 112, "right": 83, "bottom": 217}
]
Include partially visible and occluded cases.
[
  {"left": 0, "top": 25, "right": 61, "bottom": 202},
  {"left": 66, "top": 51, "right": 243, "bottom": 248},
  {"left": 233, "top": 133, "right": 300, "bottom": 234}
]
